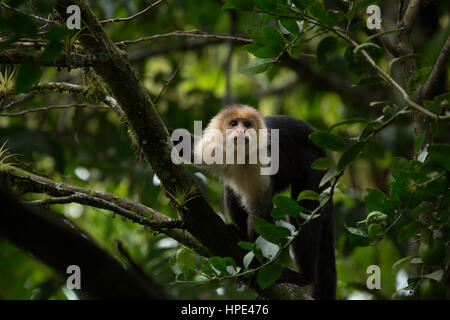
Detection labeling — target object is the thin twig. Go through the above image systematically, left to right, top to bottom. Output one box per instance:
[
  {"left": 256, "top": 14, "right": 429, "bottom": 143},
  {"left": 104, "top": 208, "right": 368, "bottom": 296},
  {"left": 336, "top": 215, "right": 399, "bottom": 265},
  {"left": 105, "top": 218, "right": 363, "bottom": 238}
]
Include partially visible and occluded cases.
[
  {"left": 100, "top": 0, "right": 166, "bottom": 24},
  {"left": 0, "top": 2, "right": 54, "bottom": 24},
  {"left": 333, "top": 28, "right": 450, "bottom": 121},
  {"left": 116, "top": 30, "right": 252, "bottom": 46},
  {"left": 153, "top": 61, "right": 182, "bottom": 104},
  {"left": 0, "top": 104, "right": 110, "bottom": 117}
]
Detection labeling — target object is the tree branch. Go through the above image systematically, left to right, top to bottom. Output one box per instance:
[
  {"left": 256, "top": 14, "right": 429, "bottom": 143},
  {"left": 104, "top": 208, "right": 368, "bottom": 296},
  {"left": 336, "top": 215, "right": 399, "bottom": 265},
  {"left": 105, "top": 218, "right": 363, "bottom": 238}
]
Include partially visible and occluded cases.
[
  {"left": 54, "top": 0, "right": 243, "bottom": 261},
  {"left": 100, "top": 0, "right": 167, "bottom": 24},
  {"left": 396, "top": 0, "right": 422, "bottom": 79},
  {"left": 401, "top": 0, "right": 422, "bottom": 35},
  {"left": 0, "top": 2, "right": 54, "bottom": 24},
  {"left": 333, "top": 28, "right": 450, "bottom": 120},
  {"left": 116, "top": 29, "right": 252, "bottom": 46},
  {"left": 420, "top": 34, "right": 450, "bottom": 100},
  {"left": 0, "top": 50, "right": 95, "bottom": 68},
  {"left": 33, "top": 82, "right": 124, "bottom": 115},
  {"left": 0, "top": 103, "right": 110, "bottom": 117},
  {"left": 2, "top": 166, "right": 210, "bottom": 256},
  {"left": 0, "top": 188, "right": 165, "bottom": 299},
  {"left": 27, "top": 193, "right": 183, "bottom": 229}
]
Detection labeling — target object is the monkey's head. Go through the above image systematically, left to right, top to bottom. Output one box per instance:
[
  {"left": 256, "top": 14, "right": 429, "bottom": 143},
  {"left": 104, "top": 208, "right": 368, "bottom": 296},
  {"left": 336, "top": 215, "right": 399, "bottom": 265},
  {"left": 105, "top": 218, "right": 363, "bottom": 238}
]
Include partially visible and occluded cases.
[{"left": 209, "top": 104, "right": 266, "bottom": 144}]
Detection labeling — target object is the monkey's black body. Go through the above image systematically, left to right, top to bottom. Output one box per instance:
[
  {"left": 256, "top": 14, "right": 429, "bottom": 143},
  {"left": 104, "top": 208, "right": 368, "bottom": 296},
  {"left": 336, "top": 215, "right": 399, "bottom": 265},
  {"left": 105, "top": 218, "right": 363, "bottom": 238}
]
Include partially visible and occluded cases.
[{"left": 224, "top": 115, "right": 336, "bottom": 300}]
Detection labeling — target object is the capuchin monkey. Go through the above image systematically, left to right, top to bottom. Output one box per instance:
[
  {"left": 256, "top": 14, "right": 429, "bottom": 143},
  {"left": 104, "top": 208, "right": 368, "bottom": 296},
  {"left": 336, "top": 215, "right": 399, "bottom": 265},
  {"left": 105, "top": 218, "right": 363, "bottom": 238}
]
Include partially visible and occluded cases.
[{"left": 192, "top": 104, "right": 336, "bottom": 300}]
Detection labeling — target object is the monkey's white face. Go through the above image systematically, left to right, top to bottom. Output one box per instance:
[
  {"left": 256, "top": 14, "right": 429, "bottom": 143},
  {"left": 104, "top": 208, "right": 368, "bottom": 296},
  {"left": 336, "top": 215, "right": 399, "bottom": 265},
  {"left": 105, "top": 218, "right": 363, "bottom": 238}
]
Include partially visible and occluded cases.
[{"left": 225, "top": 118, "right": 253, "bottom": 142}]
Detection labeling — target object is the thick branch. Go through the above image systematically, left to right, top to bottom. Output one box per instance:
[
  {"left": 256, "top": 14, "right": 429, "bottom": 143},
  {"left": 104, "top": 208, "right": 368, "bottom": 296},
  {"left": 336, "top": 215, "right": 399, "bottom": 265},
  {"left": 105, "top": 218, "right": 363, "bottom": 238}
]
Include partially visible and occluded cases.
[
  {"left": 54, "top": 0, "right": 243, "bottom": 261},
  {"left": 396, "top": 0, "right": 422, "bottom": 79},
  {"left": 401, "top": 0, "right": 422, "bottom": 35},
  {"left": 420, "top": 35, "right": 450, "bottom": 100},
  {"left": 0, "top": 50, "right": 94, "bottom": 68},
  {"left": 33, "top": 82, "right": 124, "bottom": 115},
  {"left": 2, "top": 166, "right": 209, "bottom": 256},
  {"left": 0, "top": 188, "right": 165, "bottom": 299},
  {"left": 27, "top": 193, "right": 183, "bottom": 229}
]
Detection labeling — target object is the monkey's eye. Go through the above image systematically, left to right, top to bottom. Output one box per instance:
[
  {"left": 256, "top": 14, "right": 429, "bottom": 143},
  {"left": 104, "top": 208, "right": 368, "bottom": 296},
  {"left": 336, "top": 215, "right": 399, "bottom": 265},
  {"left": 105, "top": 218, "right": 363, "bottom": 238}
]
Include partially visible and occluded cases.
[
  {"left": 229, "top": 120, "right": 238, "bottom": 127},
  {"left": 244, "top": 121, "right": 251, "bottom": 128}
]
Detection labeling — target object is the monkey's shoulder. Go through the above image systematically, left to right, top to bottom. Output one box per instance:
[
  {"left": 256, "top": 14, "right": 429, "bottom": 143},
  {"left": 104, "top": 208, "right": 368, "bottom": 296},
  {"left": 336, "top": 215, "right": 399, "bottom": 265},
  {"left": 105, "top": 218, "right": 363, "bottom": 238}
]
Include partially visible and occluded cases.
[{"left": 263, "top": 115, "right": 314, "bottom": 134}]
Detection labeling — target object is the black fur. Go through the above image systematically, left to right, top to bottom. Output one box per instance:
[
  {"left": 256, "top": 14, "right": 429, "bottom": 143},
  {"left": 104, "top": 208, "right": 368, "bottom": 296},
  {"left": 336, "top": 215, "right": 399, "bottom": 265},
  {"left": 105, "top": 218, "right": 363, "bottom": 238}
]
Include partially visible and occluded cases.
[{"left": 224, "top": 115, "right": 337, "bottom": 300}]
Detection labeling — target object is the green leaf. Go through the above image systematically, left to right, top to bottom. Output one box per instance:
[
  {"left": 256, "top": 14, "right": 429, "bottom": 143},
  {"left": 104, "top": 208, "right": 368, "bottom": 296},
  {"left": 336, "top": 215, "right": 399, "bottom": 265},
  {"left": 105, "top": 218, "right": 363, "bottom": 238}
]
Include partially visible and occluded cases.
[
  {"left": 222, "top": 0, "right": 254, "bottom": 11},
  {"left": 255, "top": 0, "right": 276, "bottom": 12},
  {"left": 292, "top": 0, "right": 311, "bottom": 9},
  {"left": 309, "top": 3, "right": 330, "bottom": 24},
  {"left": 328, "top": 10, "right": 345, "bottom": 24},
  {"left": 280, "top": 18, "right": 301, "bottom": 34},
  {"left": 44, "top": 26, "right": 73, "bottom": 41},
  {"left": 262, "top": 26, "right": 284, "bottom": 47},
  {"left": 246, "top": 28, "right": 265, "bottom": 44},
  {"left": 364, "top": 29, "right": 400, "bottom": 43},
  {"left": 317, "top": 36, "right": 338, "bottom": 65},
  {"left": 40, "top": 42, "right": 64, "bottom": 62},
  {"left": 353, "top": 42, "right": 383, "bottom": 61},
  {"left": 243, "top": 43, "right": 262, "bottom": 55},
  {"left": 253, "top": 45, "right": 283, "bottom": 58},
  {"left": 345, "top": 47, "right": 370, "bottom": 76},
  {"left": 388, "top": 54, "right": 419, "bottom": 74},
  {"left": 242, "top": 58, "right": 273, "bottom": 74},
  {"left": 15, "top": 63, "right": 41, "bottom": 93},
  {"left": 408, "top": 66, "right": 432, "bottom": 91},
  {"left": 329, "top": 118, "right": 367, "bottom": 131},
  {"left": 309, "top": 131, "right": 346, "bottom": 151},
  {"left": 414, "top": 133, "right": 426, "bottom": 154},
  {"left": 337, "top": 142, "right": 365, "bottom": 170},
  {"left": 427, "top": 144, "right": 450, "bottom": 170},
  {"left": 390, "top": 156, "right": 410, "bottom": 180},
  {"left": 311, "top": 157, "right": 335, "bottom": 170},
  {"left": 319, "top": 167, "right": 337, "bottom": 188},
  {"left": 364, "top": 188, "right": 394, "bottom": 215},
  {"left": 297, "top": 190, "right": 319, "bottom": 201},
  {"left": 272, "top": 195, "right": 303, "bottom": 218},
  {"left": 366, "top": 211, "right": 389, "bottom": 225},
  {"left": 252, "top": 216, "right": 291, "bottom": 244},
  {"left": 398, "top": 221, "right": 423, "bottom": 243},
  {"left": 368, "top": 223, "right": 383, "bottom": 240},
  {"left": 345, "top": 226, "right": 371, "bottom": 247},
  {"left": 238, "top": 241, "right": 255, "bottom": 251},
  {"left": 176, "top": 247, "right": 197, "bottom": 280},
  {"left": 208, "top": 256, "right": 236, "bottom": 275},
  {"left": 392, "top": 256, "right": 415, "bottom": 269},
  {"left": 200, "top": 257, "right": 216, "bottom": 277},
  {"left": 208, "top": 257, "right": 227, "bottom": 275},
  {"left": 256, "top": 262, "right": 283, "bottom": 289},
  {"left": 423, "top": 269, "right": 444, "bottom": 282}
]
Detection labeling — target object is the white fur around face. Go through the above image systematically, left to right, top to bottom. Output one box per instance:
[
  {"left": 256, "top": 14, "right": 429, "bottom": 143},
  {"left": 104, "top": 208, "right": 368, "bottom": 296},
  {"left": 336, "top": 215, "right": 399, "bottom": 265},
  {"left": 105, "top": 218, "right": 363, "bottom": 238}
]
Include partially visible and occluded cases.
[
  {"left": 195, "top": 105, "right": 272, "bottom": 213},
  {"left": 222, "top": 164, "right": 271, "bottom": 214}
]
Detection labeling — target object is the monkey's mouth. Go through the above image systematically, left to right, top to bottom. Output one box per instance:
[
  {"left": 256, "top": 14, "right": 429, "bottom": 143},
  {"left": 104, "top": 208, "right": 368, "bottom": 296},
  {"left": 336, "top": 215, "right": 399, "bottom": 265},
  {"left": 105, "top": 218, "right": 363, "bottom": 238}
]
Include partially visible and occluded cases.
[{"left": 232, "top": 135, "right": 250, "bottom": 141}]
